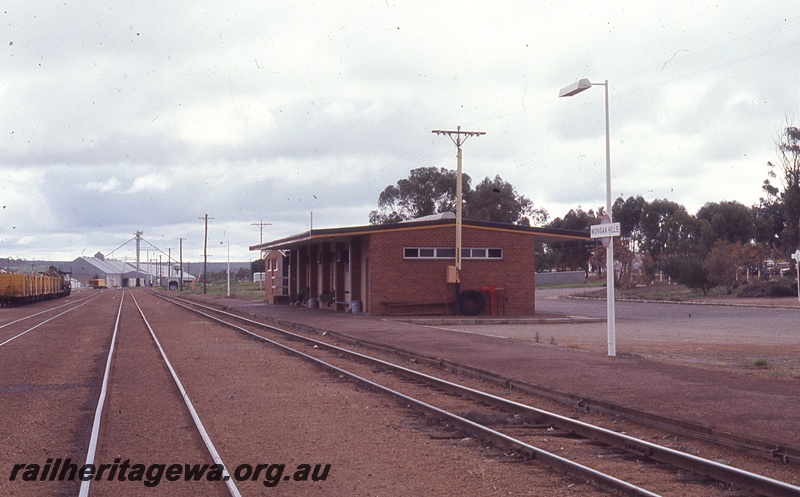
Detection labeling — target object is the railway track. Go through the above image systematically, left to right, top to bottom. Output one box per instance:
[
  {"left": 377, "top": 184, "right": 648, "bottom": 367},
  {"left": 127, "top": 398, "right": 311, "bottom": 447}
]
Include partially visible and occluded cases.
[
  {"left": 0, "top": 290, "right": 237, "bottom": 497},
  {"left": 78, "top": 290, "right": 238, "bottom": 497},
  {"left": 1, "top": 291, "right": 123, "bottom": 497},
  {"left": 154, "top": 291, "right": 800, "bottom": 497},
  {"left": 0, "top": 293, "right": 99, "bottom": 348}
]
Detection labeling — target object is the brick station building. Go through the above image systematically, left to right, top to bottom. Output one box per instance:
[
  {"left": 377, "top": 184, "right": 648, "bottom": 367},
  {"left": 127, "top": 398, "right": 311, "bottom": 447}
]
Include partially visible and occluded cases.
[{"left": 250, "top": 215, "right": 587, "bottom": 317}]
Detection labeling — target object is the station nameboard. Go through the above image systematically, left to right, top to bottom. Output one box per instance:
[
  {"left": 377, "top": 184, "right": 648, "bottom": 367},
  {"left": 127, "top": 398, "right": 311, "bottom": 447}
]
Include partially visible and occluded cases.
[
  {"left": 591, "top": 214, "right": 620, "bottom": 248},
  {"left": 590, "top": 222, "right": 621, "bottom": 239}
]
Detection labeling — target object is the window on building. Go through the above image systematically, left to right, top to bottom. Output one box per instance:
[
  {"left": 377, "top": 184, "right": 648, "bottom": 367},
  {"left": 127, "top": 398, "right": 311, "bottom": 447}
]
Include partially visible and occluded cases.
[{"left": 403, "top": 247, "right": 503, "bottom": 259}]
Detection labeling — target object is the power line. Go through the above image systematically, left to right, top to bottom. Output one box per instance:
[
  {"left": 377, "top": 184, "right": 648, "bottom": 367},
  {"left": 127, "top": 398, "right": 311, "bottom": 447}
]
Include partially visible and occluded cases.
[
  {"left": 460, "top": 17, "right": 800, "bottom": 136},
  {"left": 615, "top": 17, "right": 800, "bottom": 83}
]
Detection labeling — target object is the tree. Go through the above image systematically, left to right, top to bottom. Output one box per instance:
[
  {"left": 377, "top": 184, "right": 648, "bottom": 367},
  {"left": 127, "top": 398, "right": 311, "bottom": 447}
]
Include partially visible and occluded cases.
[
  {"left": 763, "top": 121, "right": 800, "bottom": 256},
  {"left": 369, "top": 167, "right": 544, "bottom": 226},
  {"left": 370, "top": 167, "right": 470, "bottom": 224},
  {"left": 464, "top": 175, "right": 548, "bottom": 226},
  {"left": 612, "top": 195, "right": 647, "bottom": 250},
  {"left": 640, "top": 199, "right": 696, "bottom": 271},
  {"left": 752, "top": 199, "right": 784, "bottom": 251},
  {"left": 695, "top": 200, "right": 755, "bottom": 251},
  {"left": 545, "top": 207, "right": 600, "bottom": 275},
  {"left": 703, "top": 240, "right": 742, "bottom": 294},
  {"left": 535, "top": 244, "right": 563, "bottom": 272},
  {"left": 663, "top": 251, "right": 711, "bottom": 294},
  {"left": 251, "top": 258, "right": 265, "bottom": 275},
  {"left": 235, "top": 267, "right": 250, "bottom": 280}
]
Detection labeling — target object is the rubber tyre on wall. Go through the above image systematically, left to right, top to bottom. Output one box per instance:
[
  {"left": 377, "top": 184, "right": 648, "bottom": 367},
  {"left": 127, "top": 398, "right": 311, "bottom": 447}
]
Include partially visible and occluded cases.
[{"left": 459, "top": 289, "right": 485, "bottom": 316}]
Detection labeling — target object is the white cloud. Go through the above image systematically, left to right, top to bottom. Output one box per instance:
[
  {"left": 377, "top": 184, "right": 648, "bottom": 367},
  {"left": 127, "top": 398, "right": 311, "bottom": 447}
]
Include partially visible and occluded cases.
[
  {"left": 2, "top": 0, "right": 800, "bottom": 260},
  {"left": 127, "top": 174, "right": 170, "bottom": 194},
  {"left": 85, "top": 178, "right": 122, "bottom": 193}
]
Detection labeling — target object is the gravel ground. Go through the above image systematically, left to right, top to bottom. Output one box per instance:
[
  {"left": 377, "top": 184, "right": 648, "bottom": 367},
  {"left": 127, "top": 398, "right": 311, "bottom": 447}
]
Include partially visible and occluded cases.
[
  {"left": 533, "top": 287, "right": 800, "bottom": 378},
  {"left": 3, "top": 288, "right": 799, "bottom": 496},
  {"left": 202, "top": 289, "right": 800, "bottom": 452},
  {"left": 0, "top": 290, "right": 614, "bottom": 496},
  {"left": 135, "top": 290, "right": 609, "bottom": 496},
  {"left": 0, "top": 293, "right": 115, "bottom": 497}
]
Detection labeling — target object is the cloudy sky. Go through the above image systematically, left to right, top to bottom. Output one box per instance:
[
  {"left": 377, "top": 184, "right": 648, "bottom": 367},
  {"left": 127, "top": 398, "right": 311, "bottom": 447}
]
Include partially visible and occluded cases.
[{"left": 2, "top": 1, "right": 799, "bottom": 263}]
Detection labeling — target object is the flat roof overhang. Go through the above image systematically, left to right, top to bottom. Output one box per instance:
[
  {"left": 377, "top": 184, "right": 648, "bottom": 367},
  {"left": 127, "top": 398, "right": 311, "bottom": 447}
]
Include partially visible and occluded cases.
[{"left": 250, "top": 218, "right": 589, "bottom": 252}]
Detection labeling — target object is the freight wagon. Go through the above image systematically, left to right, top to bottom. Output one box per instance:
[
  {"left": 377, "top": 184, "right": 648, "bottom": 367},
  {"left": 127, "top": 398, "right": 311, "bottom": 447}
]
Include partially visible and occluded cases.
[{"left": 0, "top": 269, "right": 71, "bottom": 307}]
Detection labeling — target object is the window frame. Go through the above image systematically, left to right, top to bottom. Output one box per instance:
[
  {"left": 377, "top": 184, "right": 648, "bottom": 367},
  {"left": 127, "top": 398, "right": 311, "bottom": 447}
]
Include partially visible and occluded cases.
[{"left": 403, "top": 247, "right": 503, "bottom": 260}]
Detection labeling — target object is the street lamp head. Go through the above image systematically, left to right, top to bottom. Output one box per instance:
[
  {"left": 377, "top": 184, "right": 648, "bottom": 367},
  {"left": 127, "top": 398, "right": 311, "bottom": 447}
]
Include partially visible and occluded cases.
[{"left": 558, "top": 78, "right": 592, "bottom": 97}]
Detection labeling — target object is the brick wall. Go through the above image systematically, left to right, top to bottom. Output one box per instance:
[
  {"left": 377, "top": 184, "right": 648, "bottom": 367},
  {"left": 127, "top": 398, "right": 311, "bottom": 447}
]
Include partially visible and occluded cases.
[
  {"left": 367, "top": 225, "right": 536, "bottom": 316},
  {"left": 263, "top": 250, "right": 289, "bottom": 304}
]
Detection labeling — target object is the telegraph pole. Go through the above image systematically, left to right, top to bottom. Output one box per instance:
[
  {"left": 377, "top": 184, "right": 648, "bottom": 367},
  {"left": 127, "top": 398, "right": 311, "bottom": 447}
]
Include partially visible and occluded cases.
[
  {"left": 431, "top": 126, "right": 485, "bottom": 314},
  {"left": 200, "top": 214, "right": 214, "bottom": 294},
  {"left": 251, "top": 220, "right": 272, "bottom": 291},
  {"left": 251, "top": 220, "right": 272, "bottom": 245},
  {"left": 176, "top": 237, "right": 186, "bottom": 291}
]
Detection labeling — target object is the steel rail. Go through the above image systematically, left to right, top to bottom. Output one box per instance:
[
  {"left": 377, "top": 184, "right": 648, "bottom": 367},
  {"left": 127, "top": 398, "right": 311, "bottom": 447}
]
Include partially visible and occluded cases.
[
  {"left": 79, "top": 290, "right": 125, "bottom": 497},
  {"left": 129, "top": 291, "right": 242, "bottom": 497},
  {"left": 0, "top": 292, "right": 102, "bottom": 348},
  {"left": 157, "top": 293, "right": 800, "bottom": 497},
  {"left": 0, "top": 294, "right": 91, "bottom": 330},
  {"left": 156, "top": 294, "right": 660, "bottom": 497},
  {"left": 212, "top": 299, "right": 800, "bottom": 465},
  {"left": 332, "top": 336, "right": 800, "bottom": 466},
  {"left": 394, "top": 351, "right": 800, "bottom": 466}
]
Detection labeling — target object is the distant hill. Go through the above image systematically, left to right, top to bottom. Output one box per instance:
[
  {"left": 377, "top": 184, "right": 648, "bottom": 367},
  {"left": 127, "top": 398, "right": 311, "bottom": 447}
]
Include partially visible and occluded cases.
[{"left": 1, "top": 259, "right": 253, "bottom": 277}]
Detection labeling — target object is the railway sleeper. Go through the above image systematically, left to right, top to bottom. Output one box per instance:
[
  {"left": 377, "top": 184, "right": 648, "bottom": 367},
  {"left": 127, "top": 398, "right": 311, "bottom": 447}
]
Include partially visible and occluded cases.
[
  {"left": 158, "top": 293, "right": 800, "bottom": 497},
  {"left": 596, "top": 452, "right": 648, "bottom": 462}
]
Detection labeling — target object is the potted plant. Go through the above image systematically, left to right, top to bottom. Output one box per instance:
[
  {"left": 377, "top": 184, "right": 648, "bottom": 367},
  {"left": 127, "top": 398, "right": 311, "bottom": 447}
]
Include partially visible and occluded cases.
[
  {"left": 296, "top": 287, "right": 310, "bottom": 306},
  {"left": 320, "top": 291, "right": 336, "bottom": 308}
]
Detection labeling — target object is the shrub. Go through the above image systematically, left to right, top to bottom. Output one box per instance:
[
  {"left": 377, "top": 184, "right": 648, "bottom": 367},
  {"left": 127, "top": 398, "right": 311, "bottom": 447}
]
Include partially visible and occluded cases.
[{"left": 738, "top": 279, "right": 797, "bottom": 298}]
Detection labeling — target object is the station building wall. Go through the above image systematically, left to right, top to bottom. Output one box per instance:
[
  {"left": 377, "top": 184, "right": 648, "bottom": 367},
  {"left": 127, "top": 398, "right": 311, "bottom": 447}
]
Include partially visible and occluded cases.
[
  {"left": 255, "top": 221, "right": 573, "bottom": 317},
  {"left": 366, "top": 225, "right": 536, "bottom": 316}
]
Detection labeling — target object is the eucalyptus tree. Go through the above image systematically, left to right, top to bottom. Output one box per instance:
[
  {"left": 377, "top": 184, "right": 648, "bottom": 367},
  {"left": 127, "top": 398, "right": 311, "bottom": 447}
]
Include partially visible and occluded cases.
[
  {"left": 763, "top": 122, "right": 800, "bottom": 256},
  {"left": 369, "top": 167, "right": 543, "bottom": 226},
  {"left": 369, "top": 167, "right": 470, "bottom": 224},
  {"left": 464, "top": 175, "right": 548, "bottom": 226},
  {"left": 695, "top": 200, "right": 755, "bottom": 252}
]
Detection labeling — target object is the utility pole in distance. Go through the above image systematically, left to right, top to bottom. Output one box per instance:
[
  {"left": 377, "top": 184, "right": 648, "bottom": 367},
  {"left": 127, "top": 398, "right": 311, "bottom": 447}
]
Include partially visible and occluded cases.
[
  {"left": 431, "top": 126, "right": 485, "bottom": 314},
  {"left": 199, "top": 214, "right": 214, "bottom": 294},
  {"left": 251, "top": 220, "right": 272, "bottom": 292},
  {"left": 251, "top": 220, "right": 272, "bottom": 245},
  {"left": 176, "top": 237, "right": 186, "bottom": 291}
]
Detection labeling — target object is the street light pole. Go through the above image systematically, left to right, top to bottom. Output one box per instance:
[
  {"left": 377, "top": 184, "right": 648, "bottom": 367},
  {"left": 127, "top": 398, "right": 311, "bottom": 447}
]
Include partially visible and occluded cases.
[
  {"left": 559, "top": 78, "right": 617, "bottom": 357},
  {"left": 792, "top": 250, "right": 800, "bottom": 303}
]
